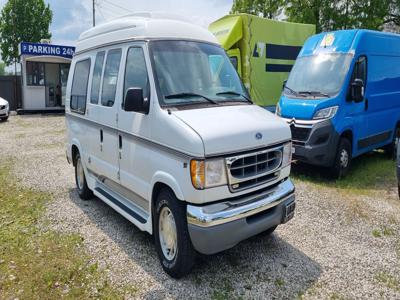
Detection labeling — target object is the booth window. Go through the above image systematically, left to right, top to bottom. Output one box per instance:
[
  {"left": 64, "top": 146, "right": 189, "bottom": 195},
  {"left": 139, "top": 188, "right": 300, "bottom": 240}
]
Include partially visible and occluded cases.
[
  {"left": 123, "top": 47, "right": 149, "bottom": 108},
  {"left": 101, "top": 49, "right": 122, "bottom": 107},
  {"left": 90, "top": 51, "right": 105, "bottom": 104},
  {"left": 70, "top": 59, "right": 91, "bottom": 114},
  {"left": 26, "top": 62, "right": 45, "bottom": 86}
]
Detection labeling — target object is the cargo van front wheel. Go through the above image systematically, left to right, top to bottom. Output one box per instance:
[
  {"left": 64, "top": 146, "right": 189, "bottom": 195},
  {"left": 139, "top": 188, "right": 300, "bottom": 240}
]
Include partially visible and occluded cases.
[
  {"left": 331, "top": 138, "right": 352, "bottom": 179},
  {"left": 74, "top": 153, "right": 93, "bottom": 200},
  {"left": 154, "top": 188, "right": 195, "bottom": 278}
]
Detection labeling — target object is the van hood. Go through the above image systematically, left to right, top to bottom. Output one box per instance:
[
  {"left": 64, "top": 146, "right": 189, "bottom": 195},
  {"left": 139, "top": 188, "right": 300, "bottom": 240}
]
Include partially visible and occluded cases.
[
  {"left": 279, "top": 95, "right": 338, "bottom": 120},
  {"left": 172, "top": 104, "right": 290, "bottom": 156}
]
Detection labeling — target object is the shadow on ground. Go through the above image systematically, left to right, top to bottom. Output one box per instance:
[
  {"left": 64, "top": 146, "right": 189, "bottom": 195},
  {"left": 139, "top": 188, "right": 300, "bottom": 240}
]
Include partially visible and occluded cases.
[
  {"left": 292, "top": 151, "right": 396, "bottom": 193},
  {"left": 68, "top": 189, "right": 321, "bottom": 299}
]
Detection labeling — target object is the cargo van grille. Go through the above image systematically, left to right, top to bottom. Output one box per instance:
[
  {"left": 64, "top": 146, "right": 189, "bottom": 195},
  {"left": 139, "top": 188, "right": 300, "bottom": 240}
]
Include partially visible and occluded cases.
[
  {"left": 290, "top": 125, "right": 311, "bottom": 142},
  {"left": 226, "top": 147, "right": 282, "bottom": 192}
]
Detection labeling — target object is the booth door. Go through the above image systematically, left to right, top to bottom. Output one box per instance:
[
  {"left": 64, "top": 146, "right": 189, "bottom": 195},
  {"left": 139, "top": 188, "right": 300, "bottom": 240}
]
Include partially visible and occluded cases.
[{"left": 60, "top": 64, "right": 70, "bottom": 107}]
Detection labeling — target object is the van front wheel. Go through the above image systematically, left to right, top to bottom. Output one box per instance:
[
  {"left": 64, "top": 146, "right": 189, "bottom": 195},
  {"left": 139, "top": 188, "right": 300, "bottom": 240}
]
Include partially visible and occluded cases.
[
  {"left": 331, "top": 138, "right": 352, "bottom": 179},
  {"left": 74, "top": 153, "right": 93, "bottom": 200},
  {"left": 154, "top": 189, "right": 195, "bottom": 278}
]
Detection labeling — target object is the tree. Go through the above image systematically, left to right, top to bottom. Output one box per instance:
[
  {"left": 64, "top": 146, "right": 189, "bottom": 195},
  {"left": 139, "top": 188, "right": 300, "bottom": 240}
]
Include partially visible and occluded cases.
[
  {"left": 0, "top": 0, "right": 52, "bottom": 66},
  {"left": 231, "top": 0, "right": 285, "bottom": 19},
  {"left": 0, "top": 61, "right": 5, "bottom": 75}
]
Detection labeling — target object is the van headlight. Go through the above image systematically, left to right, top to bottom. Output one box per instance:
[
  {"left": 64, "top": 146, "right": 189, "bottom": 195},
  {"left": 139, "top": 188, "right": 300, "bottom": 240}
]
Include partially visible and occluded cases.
[
  {"left": 313, "top": 106, "right": 338, "bottom": 120},
  {"left": 282, "top": 142, "right": 292, "bottom": 167},
  {"left": 190, "top": 159, "right": 227, "bottom": 189}
]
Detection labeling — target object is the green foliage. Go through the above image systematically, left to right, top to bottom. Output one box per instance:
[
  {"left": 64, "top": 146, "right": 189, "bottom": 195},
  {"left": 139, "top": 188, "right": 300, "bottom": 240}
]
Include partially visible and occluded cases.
[
  {"left": 0, "top": 0, "right": 52, "bottom": 65},
  {"left": 231, "top": 0, "right": 285, "bottom": 19},
  {"left": 231, "top": 0, "right": 400, "bottom": 33},
  {"left": 0, "top": 61, "right": 5, "bottom": 75}
]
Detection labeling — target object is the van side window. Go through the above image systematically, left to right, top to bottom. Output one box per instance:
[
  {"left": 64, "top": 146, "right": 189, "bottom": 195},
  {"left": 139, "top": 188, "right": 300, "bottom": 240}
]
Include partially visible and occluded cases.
[
  {"left": 123, "top": 47, "right": 149, "bottom": 107},
  {"left": 101, "top": 49, "right": 122, "bottom": 107},
  {"left": 90, "top": 51, "right": 105, "bottom": 104},
  {"left": 353, "top": 56, "right": 367, "bottom": 84},
  {"left": 70, "top": 59, "right": 91, "bottom": 114}
]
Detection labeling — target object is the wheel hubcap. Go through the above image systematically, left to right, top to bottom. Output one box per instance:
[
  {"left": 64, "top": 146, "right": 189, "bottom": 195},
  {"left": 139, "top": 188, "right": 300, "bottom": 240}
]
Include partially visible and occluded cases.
[
  {"left": 340, "top": 149, "right": 349, "bottom": 168},
  {"left": 76, "top": 158, "right": 84, "bottom": 190},
  {"left": 159, "top": 206, "right": 177, "bottom": 261}
]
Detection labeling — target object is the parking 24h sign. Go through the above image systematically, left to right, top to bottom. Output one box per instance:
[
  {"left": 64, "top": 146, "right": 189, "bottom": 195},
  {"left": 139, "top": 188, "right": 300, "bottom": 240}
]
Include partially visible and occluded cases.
[{"left": 19, "top": 42, "right": 75, "bottom": 59}]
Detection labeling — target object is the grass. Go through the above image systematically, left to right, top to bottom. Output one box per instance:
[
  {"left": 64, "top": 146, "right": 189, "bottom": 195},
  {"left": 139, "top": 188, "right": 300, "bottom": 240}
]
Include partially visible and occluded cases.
[
  {"left": 292, "top": 151, "right": 396, "bottom": 196},
  {"left": 0, "top": 162, "right": 134, "bottom": 299},
  {"left": 372, "top": 226, "right": 395, "bottom": 238},
  {"left": 375, "top": 271, "right": 400, "bottom": 292}
]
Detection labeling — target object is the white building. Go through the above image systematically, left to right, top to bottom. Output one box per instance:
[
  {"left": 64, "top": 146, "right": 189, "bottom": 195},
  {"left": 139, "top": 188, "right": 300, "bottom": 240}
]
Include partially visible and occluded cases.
[{"left": 19, "top": 42, "right": 75, "bottom": 112}]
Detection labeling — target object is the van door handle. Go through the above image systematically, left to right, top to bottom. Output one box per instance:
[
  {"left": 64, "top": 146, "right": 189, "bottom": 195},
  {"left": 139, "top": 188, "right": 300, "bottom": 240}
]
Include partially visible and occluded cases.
[
  {"left": 365, "top": 98, "right": 369, "bottom": 111},
  {"left": 100, "top": 129, "right": 103, "bottom": 151},
  {"left": 119, "top": 135, "right": 122, "bottom": 159}
]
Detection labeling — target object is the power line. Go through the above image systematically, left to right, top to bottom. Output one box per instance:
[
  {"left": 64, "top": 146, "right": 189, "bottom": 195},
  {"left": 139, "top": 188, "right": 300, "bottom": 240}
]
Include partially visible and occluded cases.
[{"left": 101, "top": 0, "right": 135, "bottom": 14}]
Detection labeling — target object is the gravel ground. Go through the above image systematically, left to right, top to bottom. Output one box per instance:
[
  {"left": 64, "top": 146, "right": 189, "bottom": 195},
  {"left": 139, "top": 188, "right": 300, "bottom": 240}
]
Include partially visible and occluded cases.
[{"left": 1, "top": 115, "right": 399, "bottom": 299}]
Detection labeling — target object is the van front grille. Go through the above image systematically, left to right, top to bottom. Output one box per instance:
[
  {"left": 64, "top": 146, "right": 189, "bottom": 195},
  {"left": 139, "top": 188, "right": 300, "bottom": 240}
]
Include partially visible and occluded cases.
[
  {"left": 290, "top": 125, "right": 311, "bottom": 142},
  {"left": 226, "top": 147, "right": 282, "bottom": 192}
]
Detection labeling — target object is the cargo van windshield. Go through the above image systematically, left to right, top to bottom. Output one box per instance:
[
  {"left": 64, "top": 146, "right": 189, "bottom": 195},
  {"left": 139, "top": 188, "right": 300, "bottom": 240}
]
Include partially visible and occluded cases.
[
  {"left": 149, "top": 40, "right": 250, "bottom": 107},
  {"left": 285, "top": 53, "right": 353, "bottom": 98}
]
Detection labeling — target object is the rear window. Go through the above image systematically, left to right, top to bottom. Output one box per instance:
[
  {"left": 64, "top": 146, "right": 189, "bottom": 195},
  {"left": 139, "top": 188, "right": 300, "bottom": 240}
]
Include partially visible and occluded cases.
[{"left": 70, "top": 59, "right": 91, "bottom": 114}]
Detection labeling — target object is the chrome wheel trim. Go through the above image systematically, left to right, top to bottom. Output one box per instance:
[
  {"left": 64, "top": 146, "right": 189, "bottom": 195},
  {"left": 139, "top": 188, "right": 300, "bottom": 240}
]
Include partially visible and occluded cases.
[
  {"left": 340, "top": 149, "right": 349, "bottom": 168},
  {"left": 76, "top": 157, "right": 85, "bottom": 190},
  {"left": 159, "top": 206, "right": 177, "bottom": 261}
]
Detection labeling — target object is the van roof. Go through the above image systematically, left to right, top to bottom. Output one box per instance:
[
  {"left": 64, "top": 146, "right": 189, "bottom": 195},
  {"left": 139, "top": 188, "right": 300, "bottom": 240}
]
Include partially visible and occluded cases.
[
  {"left": 75, "top": 13, "right": 219, "bottom": 54},
  {"left": 300, "top": 29, "right": 400, "bottom": 57}
]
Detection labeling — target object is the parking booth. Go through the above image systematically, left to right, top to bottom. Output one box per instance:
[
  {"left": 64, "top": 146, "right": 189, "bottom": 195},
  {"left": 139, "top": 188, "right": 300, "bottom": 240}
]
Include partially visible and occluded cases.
[{"left": 18, "top": 42, "right": 75, "bottom": 112}]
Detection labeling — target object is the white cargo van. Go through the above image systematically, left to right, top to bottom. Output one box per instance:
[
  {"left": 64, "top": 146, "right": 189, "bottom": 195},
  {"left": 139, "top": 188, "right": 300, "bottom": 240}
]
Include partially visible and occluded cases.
[{"left": 66, "top": 13, "right": 295, "bottom": 278}]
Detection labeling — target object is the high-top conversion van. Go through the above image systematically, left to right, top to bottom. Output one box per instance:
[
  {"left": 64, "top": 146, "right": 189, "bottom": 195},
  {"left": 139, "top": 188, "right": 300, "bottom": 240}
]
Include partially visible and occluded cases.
[
  {"left": 66, "top": 14, "right": 295, "bottom": 278},
  {"left": 278, "top": 30, "right": 400, "bottom": 177}
]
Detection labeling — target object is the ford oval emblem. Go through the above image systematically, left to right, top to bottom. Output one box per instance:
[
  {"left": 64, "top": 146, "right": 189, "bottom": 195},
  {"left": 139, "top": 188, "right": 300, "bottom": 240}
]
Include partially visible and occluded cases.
[{"left": 255, "top": 132, "right": 263, "bottom": 140}]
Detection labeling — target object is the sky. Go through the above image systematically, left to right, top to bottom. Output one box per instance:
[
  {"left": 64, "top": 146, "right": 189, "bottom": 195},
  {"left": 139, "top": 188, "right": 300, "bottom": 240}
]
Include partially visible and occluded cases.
[{"left": 0, "top": 0, "right": 233, "bottom": 47}]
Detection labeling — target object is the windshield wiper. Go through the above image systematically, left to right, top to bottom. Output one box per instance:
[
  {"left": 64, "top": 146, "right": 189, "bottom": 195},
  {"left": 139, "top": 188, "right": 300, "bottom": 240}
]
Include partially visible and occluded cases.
[
  {"left": 284, "top": 85, "right": 301, "bottom": 97},
  {"left": 216, "top": 91, "right": 253, "bottom": 104},
  {"left": 298, "top": 91, "right": 330, "bottom": 98},
  {"left": 164, "top": 92, "right": 218, "bottom": 105}
]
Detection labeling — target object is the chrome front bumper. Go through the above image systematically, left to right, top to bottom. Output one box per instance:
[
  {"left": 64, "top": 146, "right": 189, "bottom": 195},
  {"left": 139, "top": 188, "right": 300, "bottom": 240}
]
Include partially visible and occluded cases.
[
  {"left": 186, "top": 179, "right": 295, "bottom": 255},
  {"left": 187, "top": 179, "right": 295, "bottom": 228}
]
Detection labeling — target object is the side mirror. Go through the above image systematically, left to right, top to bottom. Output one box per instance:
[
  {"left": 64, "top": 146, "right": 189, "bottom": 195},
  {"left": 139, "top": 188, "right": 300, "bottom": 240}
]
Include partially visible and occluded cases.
[
  {"left": 351, "top": 79, "right": 364, "bottom": 102},
  {"left": 282, "top": 80, "right": 287, "bottom": 91},
  {"left": 124, "top": 88, "right": 149, "bottom": 114}
]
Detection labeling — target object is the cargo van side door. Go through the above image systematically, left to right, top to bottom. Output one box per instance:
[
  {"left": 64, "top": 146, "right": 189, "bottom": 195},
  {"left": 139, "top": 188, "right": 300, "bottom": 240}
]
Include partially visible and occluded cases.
[
  {"left": 117, "top": 44, "right": 152, "bottom": 213},
  {"left": 87, "top": 48, "right": 122, "bottom": 183},
  {"left": 346, "top": 55, "right": 369, "bottom": 155}
]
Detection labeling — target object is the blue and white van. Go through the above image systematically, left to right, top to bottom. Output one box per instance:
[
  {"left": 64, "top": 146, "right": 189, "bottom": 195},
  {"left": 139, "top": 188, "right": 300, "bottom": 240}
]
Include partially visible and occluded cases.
[{"left": 277, "top": 30, "right": 400, "bottom": 177}]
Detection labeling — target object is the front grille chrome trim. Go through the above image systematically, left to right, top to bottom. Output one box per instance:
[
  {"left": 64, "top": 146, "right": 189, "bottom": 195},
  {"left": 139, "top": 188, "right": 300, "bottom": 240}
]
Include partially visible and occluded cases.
[{"left": 225, "top": 145, "right": 283, "bottom": 192}]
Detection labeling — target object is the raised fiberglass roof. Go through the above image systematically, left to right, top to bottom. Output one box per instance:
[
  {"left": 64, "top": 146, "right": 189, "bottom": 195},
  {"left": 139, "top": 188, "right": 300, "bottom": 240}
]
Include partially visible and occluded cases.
[{"left": 76, "top": 12, "right": 219, "bottom": 53}]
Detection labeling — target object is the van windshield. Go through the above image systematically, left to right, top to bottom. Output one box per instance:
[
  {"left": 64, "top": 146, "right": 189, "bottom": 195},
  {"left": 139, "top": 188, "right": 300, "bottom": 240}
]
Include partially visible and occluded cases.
[
  {"left": 149, "top": 40, "right": 250, "bottom": 107},
  {"left": 285, "top": 53, "right": 353, "bottom": 98}
]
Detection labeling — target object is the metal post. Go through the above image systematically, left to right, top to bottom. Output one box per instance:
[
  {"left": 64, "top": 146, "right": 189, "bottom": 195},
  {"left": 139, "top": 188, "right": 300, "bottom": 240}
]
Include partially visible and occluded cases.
[{"left": 93, "top": 0, "right": 96, "bottom": 27}]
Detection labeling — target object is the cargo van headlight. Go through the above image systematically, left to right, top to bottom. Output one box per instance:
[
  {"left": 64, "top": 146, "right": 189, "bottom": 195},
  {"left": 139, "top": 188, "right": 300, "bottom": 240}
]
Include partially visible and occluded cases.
[
  {"left": 313, "top": 106, "right": 338, "bottom": 120},
  {"left": 282, "top": 142, "right": 292, "bottom": 168},
  {"left": 190, "top": 159, "right": 227, "bottom": 189}
]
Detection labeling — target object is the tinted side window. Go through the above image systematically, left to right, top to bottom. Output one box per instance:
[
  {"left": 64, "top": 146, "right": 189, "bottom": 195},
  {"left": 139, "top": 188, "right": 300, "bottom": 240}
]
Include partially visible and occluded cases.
[
  {"left": 123, "top": 47, "right": 149, "bottom": 107},
  {"left": 101, "top": 49, "right": 122, "bottom": 107},
  {"left": 90, "top": 51, "right": 105, "bottom": 104},
  {"left": 353, "top": 56, "right": 367, "bottom": 83},
  {"left": 70, "top": 59, "right": 91, "bottom": 113}
]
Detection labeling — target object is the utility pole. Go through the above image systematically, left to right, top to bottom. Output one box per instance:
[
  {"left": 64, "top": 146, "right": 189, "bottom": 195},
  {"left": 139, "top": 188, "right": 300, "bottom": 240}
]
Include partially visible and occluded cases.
[{"left": 92, "top": 0, "right": 95, "bottom": 27}]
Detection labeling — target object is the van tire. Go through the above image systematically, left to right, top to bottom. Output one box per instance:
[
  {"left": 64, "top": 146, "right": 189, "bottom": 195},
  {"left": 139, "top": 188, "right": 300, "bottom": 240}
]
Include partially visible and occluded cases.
[
  {"left": 1, "top": 116, "right": 8, "bottom": 122},
  {"left": 384, "top": 126, "right": 400, "bottom": 160},
  {"left": 331, "top": 137, "right": 352, "bottom": 179},
  {"left": 74, "top": 153, "right": 93, "bottom": 200},
  {"left": 154, "top": 188, "right": 195, "bottom": 278}
]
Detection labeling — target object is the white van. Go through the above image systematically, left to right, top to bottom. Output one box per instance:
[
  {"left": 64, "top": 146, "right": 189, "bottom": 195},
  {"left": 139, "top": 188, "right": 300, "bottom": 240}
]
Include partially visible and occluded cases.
[{"left": 66, "top": 13, "right": 295, "bottom": 278}]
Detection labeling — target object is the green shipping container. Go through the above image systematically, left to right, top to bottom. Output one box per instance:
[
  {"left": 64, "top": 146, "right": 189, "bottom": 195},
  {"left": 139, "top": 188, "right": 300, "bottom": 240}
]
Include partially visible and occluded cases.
[{"left": 209, "top": 14, "right": 315, "bottom": 109}]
